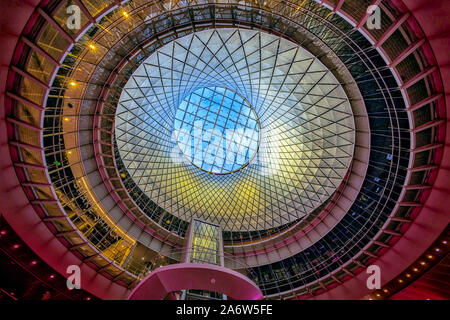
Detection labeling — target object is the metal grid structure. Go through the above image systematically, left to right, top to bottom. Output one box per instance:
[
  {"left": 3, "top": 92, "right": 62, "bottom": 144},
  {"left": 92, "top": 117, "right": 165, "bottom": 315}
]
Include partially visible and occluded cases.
[{"left": 1, "top": 0, "right": 446, "bottom": 300}]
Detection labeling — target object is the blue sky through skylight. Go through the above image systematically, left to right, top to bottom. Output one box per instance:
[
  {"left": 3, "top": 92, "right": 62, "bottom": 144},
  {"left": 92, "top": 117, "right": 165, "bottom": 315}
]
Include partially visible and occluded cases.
[{"left": 174, "top": 87, "right": 260, "bottom": 174}]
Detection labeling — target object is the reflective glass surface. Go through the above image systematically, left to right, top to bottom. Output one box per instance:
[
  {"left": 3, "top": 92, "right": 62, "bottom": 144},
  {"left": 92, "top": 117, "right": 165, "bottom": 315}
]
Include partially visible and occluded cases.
[{"left": 174, "top": 87, "right": 260, "bottom": 174}]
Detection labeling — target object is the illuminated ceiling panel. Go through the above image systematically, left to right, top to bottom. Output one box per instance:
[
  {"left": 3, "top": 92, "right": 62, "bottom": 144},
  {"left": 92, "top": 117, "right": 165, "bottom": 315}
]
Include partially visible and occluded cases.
[{"left": 115, "top": 28, "right": 355, "bottom": 231}]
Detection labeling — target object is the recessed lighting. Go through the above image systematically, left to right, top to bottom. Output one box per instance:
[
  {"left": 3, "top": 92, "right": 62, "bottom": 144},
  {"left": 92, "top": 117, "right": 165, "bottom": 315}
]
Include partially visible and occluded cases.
[
  {"left": 123, "top": 11, "right": 129, "bottom": 18},
  {"left": 89, "top": 44, "right": 96, "bottom": 50},
  {"left": 69, "top": 81, "right": 76, "bottom": 87},
  {"left": 0, "top": 230, "right": 6, "bottom": 235},
  {"left": 442, "top": 240, "right": 447, "bottom": 245},
  {"left": 12, "top": 244, "right": 20, "bottom": 249},
  {"left": 427, "top": 255, "right": 433, "bottom": 259},
  {"left": 31, "top": 261, "right": 37, "bottom": 265},
  {"left": 420, "top": 261, "right": 426, "bottom": 266},
  {"left": 413, "top": 268, "right": 419, "bottom": 272},
  {"left": 406, "top": 274, "right": 411, "bottom": 278},
  {"left": 49, "top": 275, "right": 55, "bottom": 279},
  {"left": 398, "top": 279, "right": 403, "bottom": 283},
  {"left": 383, "top": 289, "right": 388, "bottom": 293}
]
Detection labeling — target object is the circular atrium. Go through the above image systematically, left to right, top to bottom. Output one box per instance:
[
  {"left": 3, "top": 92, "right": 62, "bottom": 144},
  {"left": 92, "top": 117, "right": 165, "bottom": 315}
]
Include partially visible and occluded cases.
[{"left": 0, "top": 0, "right": 449, "bottom": 302}]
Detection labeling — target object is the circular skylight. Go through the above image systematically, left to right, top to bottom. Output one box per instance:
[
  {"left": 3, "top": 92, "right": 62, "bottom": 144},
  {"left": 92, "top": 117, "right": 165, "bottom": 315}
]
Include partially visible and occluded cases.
[
  {"left": 115, "top": 28, "right": 355, "bottom": 232},
  {"left": 174, "top": 86, "right": 260, "bottom": 174}
]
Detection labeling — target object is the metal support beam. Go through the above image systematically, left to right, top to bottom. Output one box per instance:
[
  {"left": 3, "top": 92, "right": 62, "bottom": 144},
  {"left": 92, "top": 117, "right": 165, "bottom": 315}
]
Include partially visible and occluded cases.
[
  {"left": 73, "top": 0, "right": 95, "bottom": 23},
  {"left": 334, "top": 0, "right": 344, "bottom": 12},
  {"left": 38, "top": 8, "right": 74, "bottom": 44},
  {"left": 21, "top": 37, "right": 60, "bottom": 66},
  {"left": 390, "top": 39, "right": 426, "bottom": 68},
  {"left": 10, "top": 65, "right": 49, "bottom": 90},
  {"left": 401, "top": 66, "right": 437, "bottom": 89},
  {"left": 6, "top": 91, "right": 45, "bottom": 111},
  {"left": 408, "top": 94, "right": 443, "bottom": 112},
  {"left": 6, "top": 117, "right": 42, "bottom": 132},
  {"left": 412, "top": 119, "right": 445, "bottom": 133},
  {"left": 9, "top": 141, "right": 43, "bottom": 152},
  {"left": 413, "top": 143, "right": 443, "bottom": 153},
  {"left": 14, "top": 162, "right": 46, "bottom": 170},
  {"left": 409, "top": 164, "right": 439, "bottom": 172},
  {"left": 22, "top": 182, "right": 51, "bottom": 187},
  {"left": 404, "top": 184, "right": 432, "bottom": 190},
  {"left": 31, "top": 199, "right": 58, "bottom": 204},
  {"left": 399, "top": 202, "right": 423, "bottom": 207},
  {"left": 43, "top": 216, "right": 67, "bottom": 222},
  {"left": 390, "top": 217, "right": 413, "bottom": 223},
  {"left": 55, "top": 230, "right": 78, "bottom": 237},
  {"left": 383, "top": 230, "right": 402, "bottom": 237},
  {"left": 373, "top": 241, "right": 390, "bottom": 248},
  {"left": 69, "top": 242, "right": 89, "bottom": 251},
  {"left": 363, "top": 251, "right": 378, "bottom": 259},
  {"left": 84, "top": 253, "right": 101, "bottom": 262},
  {"left": 354, "top": 260, "right": 366, "bottom": 268},
  {"left": 98, "top": 262, "right": 115, "bottom": 273},
  {"left": 342, "top": 268, "right": 354, "bottom": 276},
  {"left": 113, "top": 270, "right": 126, "bottom": 281},
  {"left": 331, "top": 275, "right": 342, "bottom": 284},
  {"left": 318, "top": 281, "right": 327, "bottom": 291}
]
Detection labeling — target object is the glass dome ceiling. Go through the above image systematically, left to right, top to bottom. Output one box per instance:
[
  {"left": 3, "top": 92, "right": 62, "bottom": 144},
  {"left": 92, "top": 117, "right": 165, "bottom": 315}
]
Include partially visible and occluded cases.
[
  {"left": 115, "top": 28, "right": 355, "bottom": 232},
  {"left": 174, "top": 86, "right": 260, "bottom": 174}
]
